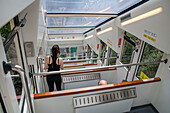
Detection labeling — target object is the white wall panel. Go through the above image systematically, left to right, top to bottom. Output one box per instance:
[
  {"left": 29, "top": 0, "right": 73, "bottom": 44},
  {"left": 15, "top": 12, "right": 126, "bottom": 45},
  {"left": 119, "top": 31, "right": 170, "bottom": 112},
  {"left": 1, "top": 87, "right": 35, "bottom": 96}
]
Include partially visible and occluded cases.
[
  {"left": 0, "top": 0, "right": 34, "bottom": 27},
  {"left": 19, "top": 0, "right": 40, "bottom": 65},
  {"left": 116, "top": 0, "right": 170, "bottom": 54},
  {"left": 96, "top": 19, "right": 120, "bottom": 53},
  {"left": 85, "top": 30, "right": 100, "bottom": 55},
  {"left": 151, "top": 54, "right": 170, "bottom": 113},
  {"left": 100, "top": 70, "right": 117, "bottom": 84},
  {"left": 34, "top": 82, "right": 160, "bottom": 113}
]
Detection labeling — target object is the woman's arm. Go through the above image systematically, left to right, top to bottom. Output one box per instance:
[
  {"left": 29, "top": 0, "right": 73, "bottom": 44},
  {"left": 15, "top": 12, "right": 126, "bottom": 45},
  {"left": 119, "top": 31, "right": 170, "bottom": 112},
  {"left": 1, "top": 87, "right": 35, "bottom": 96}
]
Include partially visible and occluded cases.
[
  {"left": 44, "top": 56, "right": 49, "bottom": 70},
  {"left": 60, "top": 58, "right": 64, "bottom": 70}
]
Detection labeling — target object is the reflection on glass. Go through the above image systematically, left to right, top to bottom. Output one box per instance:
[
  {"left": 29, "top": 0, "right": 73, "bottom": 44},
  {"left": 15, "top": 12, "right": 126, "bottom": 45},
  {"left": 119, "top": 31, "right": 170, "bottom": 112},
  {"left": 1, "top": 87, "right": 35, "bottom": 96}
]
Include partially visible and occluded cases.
[{"left": 137, "top": 43, "right": 163, "bottom": 78}]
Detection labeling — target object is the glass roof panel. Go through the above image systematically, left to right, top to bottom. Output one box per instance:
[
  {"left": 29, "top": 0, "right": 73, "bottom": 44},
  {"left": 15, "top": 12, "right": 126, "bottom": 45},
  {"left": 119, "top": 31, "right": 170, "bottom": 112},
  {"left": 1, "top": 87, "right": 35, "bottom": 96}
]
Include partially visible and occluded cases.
[
  {"left": 46, "top": 0, "right": 142, "bottom": 14},
  {"left": 46, "top": 17, "right": 110, "bottom": 27},
  {"left": 48, "top": 28, "right": 90, "bottom": 34}
]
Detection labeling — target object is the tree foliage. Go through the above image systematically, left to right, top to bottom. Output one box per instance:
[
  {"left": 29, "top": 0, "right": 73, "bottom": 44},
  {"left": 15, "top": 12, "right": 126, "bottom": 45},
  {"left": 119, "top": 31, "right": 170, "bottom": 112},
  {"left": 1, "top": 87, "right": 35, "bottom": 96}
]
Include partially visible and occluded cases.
[
  {"left": 0, "top": 22, "right": 11, "bottom": 39},
  {"left": 137, "top": 43, "right": 163, "bottom": 78}
]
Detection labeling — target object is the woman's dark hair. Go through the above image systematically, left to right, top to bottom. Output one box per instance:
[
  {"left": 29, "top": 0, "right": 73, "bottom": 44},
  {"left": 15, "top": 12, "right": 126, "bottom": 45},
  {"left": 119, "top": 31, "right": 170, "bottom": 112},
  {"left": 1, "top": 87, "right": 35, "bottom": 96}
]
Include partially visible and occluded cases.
[
  {"left": 51, "top": 45, "right": 60, "bottom": 57},
  {"left": 51, "top": 45, "right": 60, "bottom": 68}
]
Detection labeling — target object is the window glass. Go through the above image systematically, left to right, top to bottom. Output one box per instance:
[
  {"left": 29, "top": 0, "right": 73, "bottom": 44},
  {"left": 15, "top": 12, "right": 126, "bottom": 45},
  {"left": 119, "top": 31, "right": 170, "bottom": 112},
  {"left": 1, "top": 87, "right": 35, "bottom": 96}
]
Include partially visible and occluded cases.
[
  {"left": 0, "top": 22, "right": 22, "bottom": 103},
  {"left": 120, "top": 32, "right": 137, "bottom": 64},
  {"left": 100, "top": 40, "right": 107, "bottom": 64},
  {"left": 137, "top": 43, "right": 163, "bottom": 78},
  {"left": 87, "top": 45, "right": 91, "bottom": 58},
  {"left": 60, "top": 47, "right": 69, "bottom": 58},
  {"left": 71, "top": 47, "right": 77, "bottom": 60},
  {"left": 108, "top": 48, "right": 117, "bottom": 65},
  {"left": 93, "top": 51, "right": 98, "bottom": 63},
  {"left": 0, "top": 93, "right": 6, "bottom": 113}
]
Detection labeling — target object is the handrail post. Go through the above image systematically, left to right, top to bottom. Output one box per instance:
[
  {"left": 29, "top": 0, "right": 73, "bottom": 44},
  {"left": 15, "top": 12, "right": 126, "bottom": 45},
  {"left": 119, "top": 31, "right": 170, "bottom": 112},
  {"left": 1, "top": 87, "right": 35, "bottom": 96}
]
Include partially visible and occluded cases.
[
  {"left": 123, "top": 50, "right": 136, "bottom": 82},
  {"left": 12, "top": 65, "right": 34, "bottom": 113}
]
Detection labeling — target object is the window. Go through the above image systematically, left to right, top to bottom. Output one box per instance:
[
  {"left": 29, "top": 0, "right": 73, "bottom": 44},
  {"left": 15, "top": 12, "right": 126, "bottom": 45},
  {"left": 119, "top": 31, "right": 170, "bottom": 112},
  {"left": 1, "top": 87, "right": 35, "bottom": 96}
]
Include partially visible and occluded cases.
[
  {"left": 0, "top": 22, "right": 23, "bottom": 104},
  {"left": 120, "top": 32, "right": 138, "bottom": 64},
  {"left": 100, "top": 40, "right": 107, "bottom": 64},
  {"left": 137, "top": 43, "right": 163, "bottom": 78},
  {"left": 87, "top": 45, "right": 91, "bottom": 58},
  {"left": 60, "top": 47, "right": 69, "bottom": 58},
  {"left": 70, "top": 47, "right": 77, "bottom": 60},
  {"left": 108, "top": 48, "right": 117, "bottom": 65},
  {"left": 93, "top": 51, "right": 98, "bottom": 63}
]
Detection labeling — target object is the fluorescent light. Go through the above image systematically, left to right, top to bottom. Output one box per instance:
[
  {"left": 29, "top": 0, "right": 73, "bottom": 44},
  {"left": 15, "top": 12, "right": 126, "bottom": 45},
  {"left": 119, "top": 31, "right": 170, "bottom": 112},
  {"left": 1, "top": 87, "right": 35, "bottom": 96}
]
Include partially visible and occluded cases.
[
  {"left": 41, "top": 5, "right": 46, "bottom": 26},
  {"left": 99, "top": 6, "right": 111, "bottom": 13},
  {"left": 121, "top": 7, "right": 163, "bottom": 26},
  {"left": 96, "top": 17, "right": 101, "bottom": 20},
  {"left": 84, "top": 22, "right": 92, "bottom": 26},
  {"left": 97, "top": 27, "right": 113, "bottom": 35},
  {"left": 85, "top": 35, "right": 93, "bottom": 39}
]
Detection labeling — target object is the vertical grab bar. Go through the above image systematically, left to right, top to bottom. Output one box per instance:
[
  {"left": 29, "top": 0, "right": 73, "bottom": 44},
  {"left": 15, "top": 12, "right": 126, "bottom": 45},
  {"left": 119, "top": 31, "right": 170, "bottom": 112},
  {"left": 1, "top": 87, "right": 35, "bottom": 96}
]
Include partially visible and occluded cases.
[
  {"left": 123, "top": 50, "right": 136, "bottom": 82},
  {"left": 3, "top": 62, "right": 34, "bottom": 113},
  {"left": 12, "top": 65, "right": 34, "bottom": 113}
]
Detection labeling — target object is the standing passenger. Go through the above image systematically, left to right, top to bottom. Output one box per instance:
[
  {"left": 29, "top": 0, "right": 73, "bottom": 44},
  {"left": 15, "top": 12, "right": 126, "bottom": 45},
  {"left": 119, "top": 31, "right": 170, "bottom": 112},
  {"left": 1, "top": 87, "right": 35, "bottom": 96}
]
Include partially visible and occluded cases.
[{"left": 44, "top": 45, "right": 64, "bottom": 92}]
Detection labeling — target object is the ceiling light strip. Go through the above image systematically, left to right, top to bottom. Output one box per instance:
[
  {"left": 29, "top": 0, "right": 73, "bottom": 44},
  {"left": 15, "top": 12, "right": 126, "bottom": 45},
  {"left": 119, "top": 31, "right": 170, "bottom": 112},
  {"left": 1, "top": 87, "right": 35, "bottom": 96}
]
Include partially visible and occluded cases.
[
  {"left": 121, "top": 7, "right": 163, "bottom": 26},
  {"left": 47, "top": 26, "right": 94, "bottom": 29},
  {"left": 97, "top": 27, "right": 113, "bottom": 35},
  {"left": 85, "top": 35, "right": 93, "bottom": 39}
]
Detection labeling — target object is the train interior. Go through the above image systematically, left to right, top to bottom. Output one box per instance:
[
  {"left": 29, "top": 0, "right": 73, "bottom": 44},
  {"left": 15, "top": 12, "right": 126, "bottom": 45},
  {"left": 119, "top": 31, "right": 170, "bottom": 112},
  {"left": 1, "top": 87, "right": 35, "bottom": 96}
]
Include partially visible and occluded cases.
[{"left": 0, "top": 0, "right": 170, "bottom": 113}]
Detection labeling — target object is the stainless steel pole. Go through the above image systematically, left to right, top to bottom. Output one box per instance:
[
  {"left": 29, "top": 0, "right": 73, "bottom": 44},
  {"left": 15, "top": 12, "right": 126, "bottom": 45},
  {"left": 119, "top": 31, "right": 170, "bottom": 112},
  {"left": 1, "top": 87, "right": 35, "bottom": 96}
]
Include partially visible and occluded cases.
[
  {"left": 63, "top": 57, "right": 117, "bottom": 63},
  {"left": 34, "top": 59, "right": 167, "bottom": 76},
  {"left": 12, "top": 65, "right": 34, "bottom": 113}
]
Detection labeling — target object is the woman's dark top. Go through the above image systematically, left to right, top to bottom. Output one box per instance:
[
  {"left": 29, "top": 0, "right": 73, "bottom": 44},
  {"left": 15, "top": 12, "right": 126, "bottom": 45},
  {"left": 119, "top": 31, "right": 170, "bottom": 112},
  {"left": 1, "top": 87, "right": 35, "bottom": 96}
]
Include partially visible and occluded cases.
[
  {"left": 47, "top": 56, "right": 61, "bottom": 91},
  {"left": 48, "top": 56, "right": 60, "bottom": 72}
]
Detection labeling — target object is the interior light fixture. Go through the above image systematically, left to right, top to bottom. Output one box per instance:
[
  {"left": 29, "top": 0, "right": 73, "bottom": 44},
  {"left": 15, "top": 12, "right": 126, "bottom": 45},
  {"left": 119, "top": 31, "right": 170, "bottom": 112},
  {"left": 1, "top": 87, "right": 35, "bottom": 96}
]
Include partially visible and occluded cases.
[
  {"left": 119, "top": 0, "right": 123, "bottom": 2},
  {"left": 41, "top": 5, "right": 46, "bottom": 26},
  {"left": 99, "top": 6, "right": 111, "bottom": 13},
  {"left": 121, "top": 7, "right": 163, "bottom": 26},
  {"left": 96, "top": 17, "right": 101, "bottom": 20},
  {"left": 84, "top": 22, "right": 92, "bottom": 26},
  {"left": 97, "top": 27, "right": 113, "bottom": 35},
  {"left": 85, "top": 35, "right": 93, "bottom": 39}
]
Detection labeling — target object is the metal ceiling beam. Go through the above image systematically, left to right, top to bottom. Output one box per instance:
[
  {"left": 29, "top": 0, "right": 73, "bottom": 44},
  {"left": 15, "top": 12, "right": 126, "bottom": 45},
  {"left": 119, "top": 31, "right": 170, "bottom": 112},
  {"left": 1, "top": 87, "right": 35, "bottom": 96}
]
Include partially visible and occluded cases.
[
  {"left": 46, "top": 13, "right": 117, "bottom": 17},
  {"left": 47, "top": 26, "right": 95, "bottom": 29},
  {"left": 48, "top": 33, "right": 83, "bottom": 36}
]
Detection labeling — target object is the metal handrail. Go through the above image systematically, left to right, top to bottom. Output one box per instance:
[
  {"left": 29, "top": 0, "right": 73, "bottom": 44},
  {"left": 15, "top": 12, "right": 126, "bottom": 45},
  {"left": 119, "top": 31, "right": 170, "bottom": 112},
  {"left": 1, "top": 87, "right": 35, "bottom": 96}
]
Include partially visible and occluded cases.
[
  {"left": 62, "top": 56, "right": 97, "bottom": 60},
  {"left": 63, "top": 57, "right": 117, "bottom": 63},
  {"left": 34, "top": 59, "right": 167, "bottom": 76},
  {"left": 12, "top": 65, "right": 34, "bottom": 113}
]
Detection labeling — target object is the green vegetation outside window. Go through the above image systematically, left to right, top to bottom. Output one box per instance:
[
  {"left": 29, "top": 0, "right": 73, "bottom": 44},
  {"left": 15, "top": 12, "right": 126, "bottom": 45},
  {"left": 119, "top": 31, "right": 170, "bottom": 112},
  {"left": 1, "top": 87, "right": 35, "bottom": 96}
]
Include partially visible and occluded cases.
[
  {"left": 0, "top": 22, "right": 22, "bottom": 100},
  {"left": 120, "top": 32, "right": 137, "bottom": 64},
  {"left": 100, "top": 40, "right": 107, "bottom": 64},
  {"left": 137, "top": 43, "right": 163, "bottom": 78},
  {"left": 87, "top": 45, "right": 91, "bottom": 58},
  {"left": 108, "top": 48, "right": 117, "bottom": 65},
  {"left": 93, "top": 51, "right": 98, "bottom": 63}
]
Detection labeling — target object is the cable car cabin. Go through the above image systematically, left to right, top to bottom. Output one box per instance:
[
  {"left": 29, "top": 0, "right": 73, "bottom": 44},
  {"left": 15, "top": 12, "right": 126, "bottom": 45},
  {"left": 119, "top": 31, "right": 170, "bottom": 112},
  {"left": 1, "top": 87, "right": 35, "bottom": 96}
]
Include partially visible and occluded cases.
[{"left": 0, "top": 0, "right": 170, "bottom": 113}]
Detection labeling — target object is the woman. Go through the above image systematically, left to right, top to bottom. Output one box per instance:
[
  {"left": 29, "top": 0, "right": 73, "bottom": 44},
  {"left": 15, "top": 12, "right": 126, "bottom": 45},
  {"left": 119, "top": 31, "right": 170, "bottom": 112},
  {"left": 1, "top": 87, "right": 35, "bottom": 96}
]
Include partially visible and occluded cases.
[{"left": 44, "top": 45, "right": 64, "bottom": 92}]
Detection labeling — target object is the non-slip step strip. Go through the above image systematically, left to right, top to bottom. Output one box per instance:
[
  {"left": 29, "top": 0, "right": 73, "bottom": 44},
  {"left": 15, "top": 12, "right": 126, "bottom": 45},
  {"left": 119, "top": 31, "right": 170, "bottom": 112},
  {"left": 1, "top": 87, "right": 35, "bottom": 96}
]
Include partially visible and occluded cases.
[
  {"left": 62, "top": 74, "right": 100, "bottom": 83},
  {"left": 73, "top": 87, "right": 137, "bottom": 108}
]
